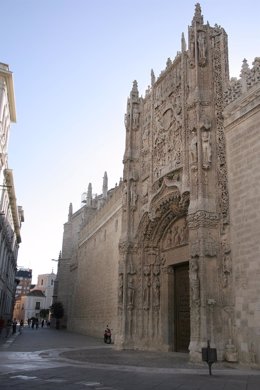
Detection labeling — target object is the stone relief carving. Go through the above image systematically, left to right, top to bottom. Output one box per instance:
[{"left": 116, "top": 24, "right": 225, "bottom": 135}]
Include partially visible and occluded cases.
[
  {"left": 213, "top": 35, "right": 230, "bottom": 225},
  {"left": 153, "top": 102, "right": 182, "bottom": 179},
  {"left": 187, "top": 211, "right": 219, "bottom": 229},
  {"left": 164, "top": 219, "right": 188, "bottom": 249}
]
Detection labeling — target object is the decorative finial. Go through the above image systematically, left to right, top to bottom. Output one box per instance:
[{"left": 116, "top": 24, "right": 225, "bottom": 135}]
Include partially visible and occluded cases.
[
  {"left": 192, "top": 3, "right": 204, "bottom": 26},
  {"left": 240, "top": 58, "right": 249, "bottom": 77},
  {"left": 240, "top": 59, "right": 250, "bottom": 93},
  {"left": 130, "top": 80, "right": 139, "bottom": 101},
  {"left": 132, "top": 80, "right": 138, "bottom": 92}
]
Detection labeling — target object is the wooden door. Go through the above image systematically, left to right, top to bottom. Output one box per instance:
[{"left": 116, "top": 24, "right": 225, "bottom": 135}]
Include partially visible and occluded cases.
[{"left": 174, "top": 263, "right": 190, "bottom": 352}]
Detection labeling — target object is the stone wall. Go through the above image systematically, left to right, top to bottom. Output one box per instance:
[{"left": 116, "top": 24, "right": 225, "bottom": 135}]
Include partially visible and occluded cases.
[
  {"left": 224, "top": 60, "right": 260, "bottom": 364},
  {"left": 66, "top": 185, "right": 122, "bottom": 338}
]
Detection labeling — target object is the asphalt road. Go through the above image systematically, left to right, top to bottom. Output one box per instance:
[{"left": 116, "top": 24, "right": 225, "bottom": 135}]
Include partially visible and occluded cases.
[{"left": 0, "top": 326, "right": 260, "bottom": 389}]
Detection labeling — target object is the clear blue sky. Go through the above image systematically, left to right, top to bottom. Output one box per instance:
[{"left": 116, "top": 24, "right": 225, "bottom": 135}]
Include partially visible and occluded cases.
[{"left": 1, "top": 0, "right": 259, "bottom": 282}]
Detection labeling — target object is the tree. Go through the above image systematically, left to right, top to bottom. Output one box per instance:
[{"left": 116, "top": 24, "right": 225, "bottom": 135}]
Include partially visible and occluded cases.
[
  {"left": 50, "top": 301, "right": 64, "bottom": 329},
  {"left": 39, "top": 309, "right": 49, "bottom": 319}
]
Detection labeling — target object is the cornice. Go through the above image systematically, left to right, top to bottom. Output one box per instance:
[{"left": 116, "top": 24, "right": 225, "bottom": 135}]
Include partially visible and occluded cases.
[{"left": 0, "top": 63, "right": 16, "bottom": 122}]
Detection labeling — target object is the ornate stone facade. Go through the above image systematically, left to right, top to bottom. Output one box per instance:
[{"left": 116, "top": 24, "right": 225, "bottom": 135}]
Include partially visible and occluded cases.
[{"left": 56, "top": 4, "right": 260, "bottom": 365}]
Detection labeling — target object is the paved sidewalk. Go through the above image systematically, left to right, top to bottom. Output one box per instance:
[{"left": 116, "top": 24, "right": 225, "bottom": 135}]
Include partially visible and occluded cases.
[
  {"left": 1, "top": 326, "right": 260, "bottom": 390},
  {"left": 2, "top": 326, "right": 259, "bottom": 373}
]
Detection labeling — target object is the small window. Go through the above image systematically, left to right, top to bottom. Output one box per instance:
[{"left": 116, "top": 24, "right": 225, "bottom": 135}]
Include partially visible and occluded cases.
[{"left": 35, "top": 302, "right": 40, "bottom": 310}]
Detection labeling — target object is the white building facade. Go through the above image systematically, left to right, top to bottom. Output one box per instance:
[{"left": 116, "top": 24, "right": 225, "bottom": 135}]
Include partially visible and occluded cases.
[
  {"left": 0, "top": 63, "right": 23, "bottom": 323},
  {"left": 36, "top": 272, "right": 56, "bottom": 309}
]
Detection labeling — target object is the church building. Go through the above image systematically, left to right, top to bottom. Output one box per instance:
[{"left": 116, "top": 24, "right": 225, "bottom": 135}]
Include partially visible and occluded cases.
[{"left": 56, "top": 4, "right": 260, "bottom": 364}]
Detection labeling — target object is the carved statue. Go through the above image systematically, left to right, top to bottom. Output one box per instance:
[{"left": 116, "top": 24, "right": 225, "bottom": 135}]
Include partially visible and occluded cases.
[
  {"left": 198, "top": 31, "right": 206, "bottom": 61},
  {"left": 132, "top": 106, "right": 139, "bottom": 129},
  {"left": 201, "top": 130, "right": 212, "bottom": 168},
  {"left": 190, "top": 131, "right": 198, "bottom": 164},
  {"left": 130, "top": 181, "right": 138, "bottom": 208},
  {"left": 190, "top": 259, "right": 200, "bottom": 302},
  {"left": 127, "top": 276, "right": 135, "bottom": 308},
  {"left": 153, "top": 276, "right": 160, "bottom": 307}
]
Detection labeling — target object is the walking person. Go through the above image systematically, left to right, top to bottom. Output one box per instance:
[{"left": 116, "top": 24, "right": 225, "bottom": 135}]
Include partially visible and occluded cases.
[
  {"left": 12, "top": 318, "right": 17, "bottom": 334},
  {"left": 19, "top": 319, "right": 24, "bottom": 334}
]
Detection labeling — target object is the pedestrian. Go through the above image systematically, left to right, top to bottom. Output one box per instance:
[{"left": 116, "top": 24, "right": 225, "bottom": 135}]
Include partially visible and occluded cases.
[
  {"left": 12, "top": 318, "right": 17, "bottom": 334},
  {"left": 35, "top": 318, "right": 39, "bottom": 329},
  {"left": 19, "top": 319, "right": 24, "bottom": 334},
  {"left": 41, "top": 319, "right": 44, "bottom": 328}
]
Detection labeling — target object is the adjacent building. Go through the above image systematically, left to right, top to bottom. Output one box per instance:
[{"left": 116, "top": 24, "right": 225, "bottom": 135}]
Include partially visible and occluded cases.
[
  {"left": 56, "top": 5, "right": 260, "bottom": 365},
  {"left": 0, "top": 63, "right": 24, "bottom": 323},
  {"left": 15, "top": 267, "right": 32, "bottom": 298},
  {"left": 13, "top": 271, "right": 56, "bottom": 321},
  {"left": 35, "top": 272, "right": 56, "bottom": 310}
]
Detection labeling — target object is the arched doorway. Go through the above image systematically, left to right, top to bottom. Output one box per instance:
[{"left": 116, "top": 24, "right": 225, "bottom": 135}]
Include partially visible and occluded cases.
[{"left": 133, "top": 183, "right": 190, "bottom": 352}]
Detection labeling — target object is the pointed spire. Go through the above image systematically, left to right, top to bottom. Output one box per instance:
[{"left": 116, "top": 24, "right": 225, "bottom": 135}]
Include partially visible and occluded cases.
[
  {"left": 192, "top": 3, "right": 203, "bottom": 26},
  {"left": 181, "top": 32, "right": 186, "bottom": 52},
  {"left": 151, "top": 69, "right": 155, "bottom": 86},
  {"left": 103, "top": 171, "right": 108, "bottom": 199},
  {"left": 87, "top": 183, "right": 92, "bottom": 206},
  {"left": 68, "top": 203, "right": 73, "bottom": 221}
]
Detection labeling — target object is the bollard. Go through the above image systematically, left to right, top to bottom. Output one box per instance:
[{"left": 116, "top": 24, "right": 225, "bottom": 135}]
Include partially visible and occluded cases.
[{"left": 202, "top": 340, "right": 217, "bottom": 375}]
